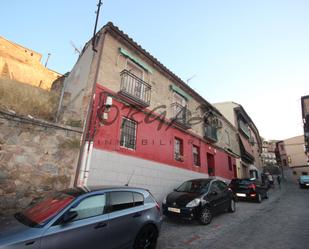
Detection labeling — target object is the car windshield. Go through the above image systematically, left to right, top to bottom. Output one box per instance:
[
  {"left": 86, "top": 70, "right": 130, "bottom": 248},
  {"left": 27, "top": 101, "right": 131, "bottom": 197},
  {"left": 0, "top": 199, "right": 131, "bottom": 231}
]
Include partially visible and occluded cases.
[
  {"left": 300, "top": 175, "right": 309, "bottom": 180},
  {"left": 175, "top": 180, "right": 210, "bottom": 193},
  {"left": 15, "top": 192, "right": 75, "bottom": 227}
]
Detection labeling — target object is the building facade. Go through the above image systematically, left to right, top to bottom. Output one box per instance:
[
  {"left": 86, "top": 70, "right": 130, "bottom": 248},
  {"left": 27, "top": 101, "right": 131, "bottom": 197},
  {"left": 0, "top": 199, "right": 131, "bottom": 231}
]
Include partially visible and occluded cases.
[
  {"left": 61, "top": 22, "right": 240, "bottom": 201},
  {"left": 0, "top": 36, "right": 61, "bottom": 89},
  {"left": 301, "top": 95, "right": 309, "bottom": 158},
  {"left": 213, "top": 102, "right": 262, "bottom": 179},
  {"left": 283, "top": 135, "right": 309, "bottom": 182},
  {"left": 261, "top": 140, "right": 277, "bottom": 166}
]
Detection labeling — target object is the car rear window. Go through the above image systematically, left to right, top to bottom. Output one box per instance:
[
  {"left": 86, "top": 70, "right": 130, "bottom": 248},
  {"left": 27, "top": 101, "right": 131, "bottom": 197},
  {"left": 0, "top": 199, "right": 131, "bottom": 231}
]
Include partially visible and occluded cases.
[{"left": 19, "top": 192, "right": 75, "bottom": 227}]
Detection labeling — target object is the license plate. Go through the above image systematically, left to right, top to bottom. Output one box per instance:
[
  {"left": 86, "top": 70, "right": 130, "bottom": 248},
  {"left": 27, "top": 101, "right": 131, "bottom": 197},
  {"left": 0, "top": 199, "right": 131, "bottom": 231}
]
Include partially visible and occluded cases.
[
  {"left": 236, "top": 193, "right": 246, "bottom": 197},
  {"left": 168, "top": 207, "right": 180, "bottom": 213}
]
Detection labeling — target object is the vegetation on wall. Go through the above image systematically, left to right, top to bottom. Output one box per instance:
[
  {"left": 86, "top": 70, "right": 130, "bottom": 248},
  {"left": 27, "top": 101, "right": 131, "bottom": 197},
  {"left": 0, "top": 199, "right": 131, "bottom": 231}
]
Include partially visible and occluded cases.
[{"left": 0, "top": 79, "right": 59, "bottom": 120}]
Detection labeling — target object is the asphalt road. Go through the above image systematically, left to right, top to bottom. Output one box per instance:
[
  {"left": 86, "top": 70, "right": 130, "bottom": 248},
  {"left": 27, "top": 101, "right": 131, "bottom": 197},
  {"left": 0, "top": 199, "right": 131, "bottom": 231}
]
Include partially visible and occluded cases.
[{"left": 157, "top": 181, "right": 309, "bottom": 249}]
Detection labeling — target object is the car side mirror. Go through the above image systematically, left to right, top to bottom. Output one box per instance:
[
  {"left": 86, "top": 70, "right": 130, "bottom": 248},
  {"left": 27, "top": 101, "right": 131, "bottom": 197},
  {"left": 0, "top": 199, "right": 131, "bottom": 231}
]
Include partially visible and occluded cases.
[{"left": 62, "top": 211, "right": 78, "bottom": 224}]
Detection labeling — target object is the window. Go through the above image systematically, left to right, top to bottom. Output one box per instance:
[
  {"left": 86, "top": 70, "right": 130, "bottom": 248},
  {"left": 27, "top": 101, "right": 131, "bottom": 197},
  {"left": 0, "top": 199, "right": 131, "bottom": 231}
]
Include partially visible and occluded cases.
[
  {"left": 126, "top": 60, "right": 145, "bottom": 99},
  {"left": 120, "top": 118, "right": 137, "bottom": 150},
  {"left": 174, "top": 137, "right": 184, "bottom": 161},
  {"left": 193, "top": 145, "right": 200, "bottom": 166},
  {"left": 228, "top": 156, "right": 232, "bottom": 171},
  {"left": 216, "top": 181, "right": 227, "bottom": 191},
  {"left": 210, "top": 182, "right": 221, "bottom": 193},
  {"left": 109, "top": 192, "right": 134, "bottom": 212},
  {"left": 133, "top": 192, "right": 144, "bottom": 206},
  {"left": 70, "top": 194, "right": 106, "bottom": 221}
]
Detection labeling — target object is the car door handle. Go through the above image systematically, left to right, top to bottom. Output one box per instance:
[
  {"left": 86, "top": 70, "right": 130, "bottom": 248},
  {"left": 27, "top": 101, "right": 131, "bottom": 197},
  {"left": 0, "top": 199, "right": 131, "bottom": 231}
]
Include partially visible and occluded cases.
[
  {"left": 133, "top": 212, "right": 142, "bottom": 218},
  {"left": 94, "top": 222, "right": 107, "bottom": 229},
  {"left": 25, "top": 241, "right": 35, "bottom": 246}
]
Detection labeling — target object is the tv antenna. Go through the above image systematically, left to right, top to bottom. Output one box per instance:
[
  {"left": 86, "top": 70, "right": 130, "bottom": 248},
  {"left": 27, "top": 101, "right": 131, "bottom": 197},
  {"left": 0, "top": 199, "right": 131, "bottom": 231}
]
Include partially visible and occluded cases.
[
  {"left": 70, "top": 41, "right": 81, "bottom": 55},
  {"left": 186, "top": 74, "right": 196, "bottom": 85}
]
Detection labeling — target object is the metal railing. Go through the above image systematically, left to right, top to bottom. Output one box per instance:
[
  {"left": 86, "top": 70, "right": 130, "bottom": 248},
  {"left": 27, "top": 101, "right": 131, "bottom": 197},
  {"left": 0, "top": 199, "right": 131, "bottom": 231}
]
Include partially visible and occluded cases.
[
  {"left": 119, "top": 70, "right": 151, "bottom": 106},
  {"left": 171, "top": 102, "right": 192, "bottom": 128}
]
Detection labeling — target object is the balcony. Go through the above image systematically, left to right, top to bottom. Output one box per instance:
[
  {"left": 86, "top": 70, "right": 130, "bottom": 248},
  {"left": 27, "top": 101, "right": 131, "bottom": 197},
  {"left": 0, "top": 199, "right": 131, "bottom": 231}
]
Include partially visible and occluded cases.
[
  {"left": 119, "top": 70, "right": 151, "bottom": 107},
  {"left": 170, "top": 102, "right": 192, "bottom": 129},
  {"left": 204, "top": 126, "right": 218, "bottom": 142}
]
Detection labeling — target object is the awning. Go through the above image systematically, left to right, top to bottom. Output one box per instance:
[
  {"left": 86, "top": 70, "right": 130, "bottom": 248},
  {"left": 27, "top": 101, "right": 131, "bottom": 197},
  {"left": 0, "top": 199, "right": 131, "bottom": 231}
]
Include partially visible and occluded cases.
[
  {"left": 119, "top": 47, "right": 153, "bottom": 73},
  {"left": 170, "top": 84, "right": 192, "bottom": 101},
  {"left": 239, "top": 135, "right": 254, "bottom": 163}
]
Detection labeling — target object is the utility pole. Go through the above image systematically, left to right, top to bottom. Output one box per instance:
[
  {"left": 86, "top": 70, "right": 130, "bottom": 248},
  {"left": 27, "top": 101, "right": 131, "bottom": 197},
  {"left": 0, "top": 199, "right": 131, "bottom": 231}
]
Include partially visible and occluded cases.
[{"left": 92, "top": 0, "right": 103, "bottom": 52}]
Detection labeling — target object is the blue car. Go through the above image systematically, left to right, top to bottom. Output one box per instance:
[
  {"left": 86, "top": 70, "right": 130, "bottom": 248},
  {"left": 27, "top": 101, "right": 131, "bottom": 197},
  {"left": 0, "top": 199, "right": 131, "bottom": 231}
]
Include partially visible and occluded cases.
[
  {"left": 298, "top": 175, "right": 309, "bottom": 188},
  {"left": 0, "top": 186, "right": 162, "bottom": 249}
]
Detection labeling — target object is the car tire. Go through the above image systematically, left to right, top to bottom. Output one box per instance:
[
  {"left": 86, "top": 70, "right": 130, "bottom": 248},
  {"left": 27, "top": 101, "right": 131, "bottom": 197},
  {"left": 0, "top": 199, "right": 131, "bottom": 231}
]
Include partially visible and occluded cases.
[
  {"left": 256, "top": 194, "right": 262, "bottom": 203},
  {"left": 228, "top": 199, "right": 236, "bottom": 213},
  {"left": 199, "top": 207, "right": 212, "bottom": 225},
  {"left": 133, "top": 224, "right": 158, "bottom": 249}
]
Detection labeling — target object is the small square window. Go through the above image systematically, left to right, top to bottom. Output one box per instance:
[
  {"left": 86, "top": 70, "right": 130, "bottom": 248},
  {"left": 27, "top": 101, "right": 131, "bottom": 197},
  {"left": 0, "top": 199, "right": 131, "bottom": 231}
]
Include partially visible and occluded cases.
[{"left": 120, "top": 118, "right": 137, "bottom": 150}]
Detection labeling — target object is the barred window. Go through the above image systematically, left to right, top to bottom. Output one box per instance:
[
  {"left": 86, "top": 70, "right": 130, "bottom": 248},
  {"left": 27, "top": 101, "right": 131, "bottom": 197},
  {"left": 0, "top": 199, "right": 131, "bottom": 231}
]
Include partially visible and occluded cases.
[
  {"left": 120, "top": 118, "right": 137, "bottom": 150},
  {"left": 174, "top": 137, "right": 184, "bottom": 161},
  {"left": 193, "top": 145, "right": 200, "bottom": 166}
]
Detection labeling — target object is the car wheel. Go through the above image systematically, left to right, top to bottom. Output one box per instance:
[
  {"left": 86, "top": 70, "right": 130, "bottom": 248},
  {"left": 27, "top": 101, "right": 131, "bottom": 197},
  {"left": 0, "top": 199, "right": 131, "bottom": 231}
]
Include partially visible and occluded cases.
[
  {"left": 256, "top": 194, "right": 262, "bottom": 203},
  {"left": 228, "top": 199, "right": 236, "bottom": 212},
  {"left": 199, "top": 207, "right": 212, "bottom": 225},
  {"left": 133, "top": 224, "right": 158, "bottom": 249}
]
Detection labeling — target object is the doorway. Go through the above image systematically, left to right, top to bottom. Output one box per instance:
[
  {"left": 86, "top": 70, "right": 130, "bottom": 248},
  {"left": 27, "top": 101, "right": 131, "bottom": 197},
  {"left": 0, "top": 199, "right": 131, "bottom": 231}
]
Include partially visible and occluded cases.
[{"left": 207, "top": 153, "right": 215, "bottom": 176}]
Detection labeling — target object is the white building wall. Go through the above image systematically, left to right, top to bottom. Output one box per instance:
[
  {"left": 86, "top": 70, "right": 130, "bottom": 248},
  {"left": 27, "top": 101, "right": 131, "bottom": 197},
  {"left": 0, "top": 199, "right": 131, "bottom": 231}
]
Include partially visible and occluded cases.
[{"left": 88, "top": 148, "right": 210, "bottom": 202}]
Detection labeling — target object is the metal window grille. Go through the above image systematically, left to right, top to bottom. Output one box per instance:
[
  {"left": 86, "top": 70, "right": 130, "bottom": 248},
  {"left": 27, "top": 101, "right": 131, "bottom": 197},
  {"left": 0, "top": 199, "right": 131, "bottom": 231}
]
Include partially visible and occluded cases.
[
  {"left": 120, "top": 118, "right": 137, "bottom": 150},
  {"left": 174, "top": 138, "right": 183, "bottom": 160}
]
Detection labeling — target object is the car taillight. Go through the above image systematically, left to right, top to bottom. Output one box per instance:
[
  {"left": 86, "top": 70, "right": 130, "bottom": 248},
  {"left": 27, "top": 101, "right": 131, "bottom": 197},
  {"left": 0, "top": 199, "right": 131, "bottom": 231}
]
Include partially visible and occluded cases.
[{"left": 249, "top": 183, "right": 256, "bottom": 191}]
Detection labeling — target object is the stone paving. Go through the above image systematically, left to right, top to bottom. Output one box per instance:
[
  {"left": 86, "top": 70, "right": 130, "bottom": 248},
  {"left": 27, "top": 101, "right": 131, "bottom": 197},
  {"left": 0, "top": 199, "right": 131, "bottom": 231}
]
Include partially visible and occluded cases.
[{"left": 157, "top": 181, "right": 309, "bottom": 249}]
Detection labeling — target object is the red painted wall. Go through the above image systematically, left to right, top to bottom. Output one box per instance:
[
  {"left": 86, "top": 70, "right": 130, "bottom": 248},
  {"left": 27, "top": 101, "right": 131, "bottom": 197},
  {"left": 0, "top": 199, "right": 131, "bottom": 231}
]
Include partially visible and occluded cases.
[{"left": 89, "top": 84, "right": 236, "bottom": 180}]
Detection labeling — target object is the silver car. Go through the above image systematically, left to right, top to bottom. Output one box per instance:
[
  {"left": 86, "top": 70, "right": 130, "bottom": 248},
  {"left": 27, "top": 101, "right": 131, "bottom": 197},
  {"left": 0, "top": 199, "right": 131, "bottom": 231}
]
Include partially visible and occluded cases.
[{"left": 0, "top": 186, "right": 162, "bottom": 249}]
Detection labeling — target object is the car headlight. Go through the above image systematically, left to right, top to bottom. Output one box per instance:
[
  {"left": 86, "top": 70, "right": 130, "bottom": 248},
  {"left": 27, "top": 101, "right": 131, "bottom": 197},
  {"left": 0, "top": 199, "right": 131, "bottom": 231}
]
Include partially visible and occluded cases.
[
  {"left": 162, "top": 197, "right": 167, "bottom": 204},
  {"left": 186, "top": 198, "right": 201, "bottom": 208}
]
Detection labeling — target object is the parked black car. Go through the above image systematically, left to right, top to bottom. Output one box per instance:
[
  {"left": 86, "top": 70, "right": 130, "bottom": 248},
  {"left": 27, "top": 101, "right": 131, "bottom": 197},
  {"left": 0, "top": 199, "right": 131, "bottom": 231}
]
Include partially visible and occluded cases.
[
  {"left": 162, "top": 178, "right": 236, "bottom": 225},
  {"left": 229, "top": 178, "right": 268, "bottom": 203},
  {"left": 0, "top": 186, "right": 162, "bottom": 249}
]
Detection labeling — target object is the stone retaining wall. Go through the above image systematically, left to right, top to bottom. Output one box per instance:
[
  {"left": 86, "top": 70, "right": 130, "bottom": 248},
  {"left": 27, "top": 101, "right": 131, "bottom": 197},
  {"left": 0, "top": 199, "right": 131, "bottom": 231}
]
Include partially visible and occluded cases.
[{"left": 0, "top": 111, "right": 82, "bottom": 214}]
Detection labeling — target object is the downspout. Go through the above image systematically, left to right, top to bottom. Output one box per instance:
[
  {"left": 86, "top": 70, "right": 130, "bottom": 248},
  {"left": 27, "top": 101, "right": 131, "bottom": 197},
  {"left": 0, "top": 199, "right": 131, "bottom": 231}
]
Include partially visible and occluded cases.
[{"left": 74, "top": 29, "right": 107, "bottom": 186}]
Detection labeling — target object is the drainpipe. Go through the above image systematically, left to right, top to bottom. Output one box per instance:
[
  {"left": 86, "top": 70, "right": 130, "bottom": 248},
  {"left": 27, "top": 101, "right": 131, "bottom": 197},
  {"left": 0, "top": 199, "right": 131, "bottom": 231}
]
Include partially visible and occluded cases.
[
  {"left": 73, "top": 29, "right": 107, "bottom": 187},
  {"left": 83, "top": 141, "right": 94, "bottom": 186}
]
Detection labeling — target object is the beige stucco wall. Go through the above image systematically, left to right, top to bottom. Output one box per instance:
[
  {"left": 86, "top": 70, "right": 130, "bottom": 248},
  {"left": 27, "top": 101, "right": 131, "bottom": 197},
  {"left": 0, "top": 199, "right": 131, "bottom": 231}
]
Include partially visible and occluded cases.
[
  {"left": 97, "top": 32, "right": 204, "bottom": 137},
  {"left": 0, "top": 36, "right": 61, "bottom": 90},
  {"left": 213, "top": 102, "right": 238, "bottom": 126},
  {"left": 284, "top": 135, "right": 307, "bottom": 167}
]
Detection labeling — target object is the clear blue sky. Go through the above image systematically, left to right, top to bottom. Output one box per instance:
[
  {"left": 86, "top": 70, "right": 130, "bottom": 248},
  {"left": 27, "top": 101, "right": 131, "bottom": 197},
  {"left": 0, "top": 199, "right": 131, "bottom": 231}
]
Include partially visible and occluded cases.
[{"left": 1, "top": 0, "right": 308, "bottom": 140}]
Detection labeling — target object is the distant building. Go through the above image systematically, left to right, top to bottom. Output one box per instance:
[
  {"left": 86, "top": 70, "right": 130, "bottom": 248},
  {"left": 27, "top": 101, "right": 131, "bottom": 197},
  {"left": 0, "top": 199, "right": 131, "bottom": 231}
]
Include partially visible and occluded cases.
[
  {"left": 0, "top": 36, "right": 61, "bottom": 89},
  {"left": 301, "top": 95, "right": 309, "bottom": 157},
  {"left": 213, "top": 102, "right": 262, "bottom": 179},
  {"left": 283, "top": 135, "right": 309, "bottom": 181},
  {"left": 261, "top": 140, "right": 277, "bottom": 166},
  {"left": 275, "top": 140, "right": 288, "bottom": 169}
]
